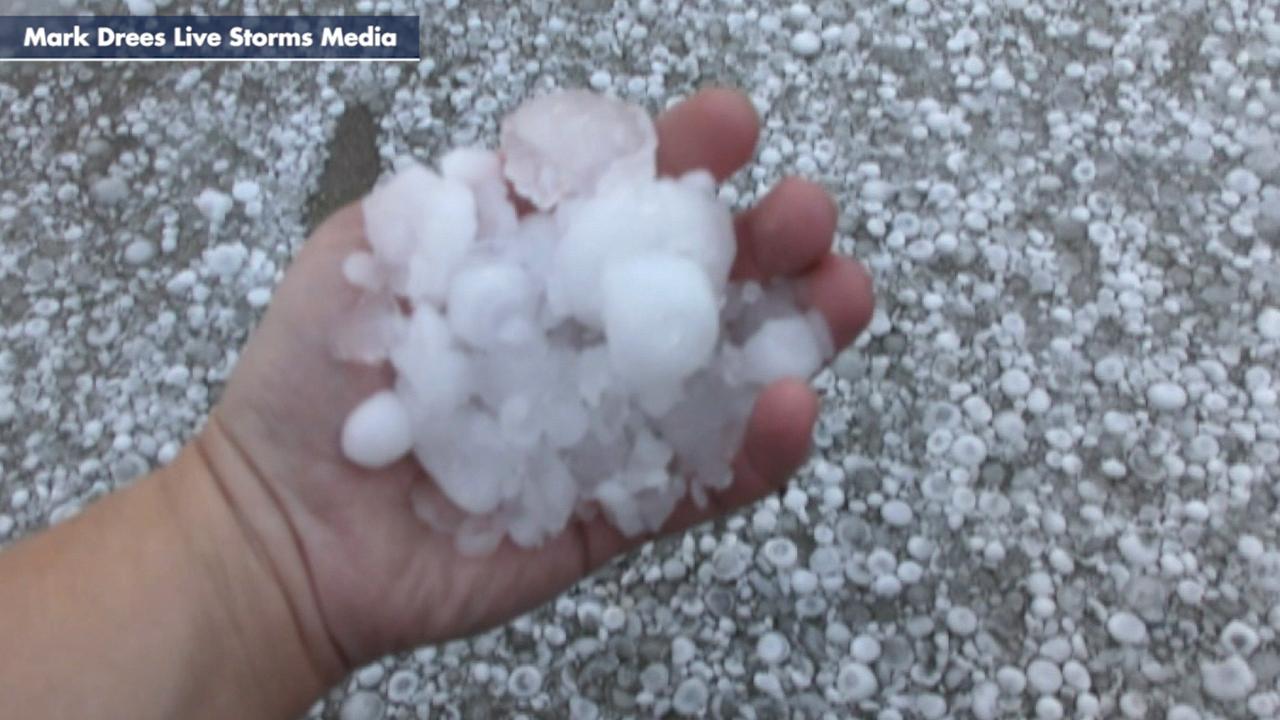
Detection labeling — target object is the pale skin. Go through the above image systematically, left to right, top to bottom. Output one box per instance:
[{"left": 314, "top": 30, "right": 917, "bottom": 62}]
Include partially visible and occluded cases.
[{"left": 0, "top": 89, "right": 874, "bottom": 719}]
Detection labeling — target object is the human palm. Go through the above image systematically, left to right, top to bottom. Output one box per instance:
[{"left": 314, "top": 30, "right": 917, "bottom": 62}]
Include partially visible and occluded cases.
[{"left": 202, "top": 89, "right": 874, "bottom": 674}]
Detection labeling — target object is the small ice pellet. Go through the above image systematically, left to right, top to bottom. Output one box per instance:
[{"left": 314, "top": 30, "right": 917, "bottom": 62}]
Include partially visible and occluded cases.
[
  {"left": 790, "top": 30, "right": 822, "bottom": 57},
  {"left": 231, "top": 179, "right": 261, "bottom": 203},
  {"left": 1258, "top": 307, "right": 1280, "bottom": 340},
  {"left": 1000, "top": 368, "right": 1032, "bottom": 396},
  {"left": 1147, "top": 381, "right": 1188, "bottom": 411},
  {"left": 340, "top": 390, "right": 413, "bottom": 469},
  {"left": 881, "top": 499, "right": 914, "bottom": 526},
  {"left": 946, "top": 606, "right": 978, "bottom": 636},
  {"left": 1106, "top": 611, "right": 1148, "bottom": 644},
  {"left": 755, "top": 631, "right": 790, "bottom": 664},
  {"left": 1201, "top": 656, "right": 1256, "bottom": 701},
  {"left": 1026, "top": 659, "right": 1063, "bottom": 694},
  {"left": 837, "top": 662, "right": 878, "bottom": 701},
  {"left": 508, "top": 665, "right": 543, "bottom": 698},
  {"left": 672, "top": 678, "right": 708, "bottom": 716}
]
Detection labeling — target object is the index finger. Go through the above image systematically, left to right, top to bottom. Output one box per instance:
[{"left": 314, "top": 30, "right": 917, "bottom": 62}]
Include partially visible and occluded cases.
[{"left": 655, "top": 88, "right": 759, "bottom": 180}]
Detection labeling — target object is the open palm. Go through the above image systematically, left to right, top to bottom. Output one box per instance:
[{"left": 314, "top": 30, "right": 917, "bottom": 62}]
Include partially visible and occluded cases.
[{"left": 200, "top": 89, "right": 874, "bottom": 674}]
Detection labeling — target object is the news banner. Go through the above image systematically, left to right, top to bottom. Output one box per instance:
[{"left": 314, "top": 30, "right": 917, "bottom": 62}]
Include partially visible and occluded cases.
[{"left": 0, "top": 15, "right": 419, "bottom": 60}]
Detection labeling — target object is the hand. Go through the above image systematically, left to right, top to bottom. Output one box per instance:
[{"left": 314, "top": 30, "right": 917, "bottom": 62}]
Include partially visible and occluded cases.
[{"left": 199, "top": 88, "right": 876, "bottom": 681}]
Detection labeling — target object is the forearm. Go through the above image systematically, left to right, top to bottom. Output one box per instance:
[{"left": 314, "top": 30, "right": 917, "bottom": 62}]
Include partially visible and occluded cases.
[{"left": 0, "top": 445, "right": 327, "bottom": 720}]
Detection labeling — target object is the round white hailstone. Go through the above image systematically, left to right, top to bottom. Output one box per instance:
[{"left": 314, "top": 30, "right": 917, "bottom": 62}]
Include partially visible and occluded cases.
[
  {"left": 790, "top": 30, "right": 821, "bottom": 57},
  {"left": 990, "top": 65, "right": 1015, "bottom": 91},
  {"left": 588, "top": 69, "right": 612, "bottom": 90},
  {"left": 501, "top": 90, "right": 656, "bottom": 210},
  {"left": 440, "top": 147, "right": 518, "bottom": 240},
  {"left": 363, "top": 164, "right": 441, "bottom": 264},
  {"left": 1226, "top": 167, "right": 1262, "bottom": 195},
  {"left": 92, "top": 176, "right": 128, "bottom": 205},
  {"left": 552, "top": 176, "right": 734, "bottom": 327},
  {"left": 404, "top": 177, "right": 478, "bottom": 303},
  {"left": 231, "top": 179, "right": 261, "bottom": 203},
  {"left": 194, "top": 188, "right": 233, "bottom": 224},
  {"left": 123, "top": 239, "right": 156, "bottom": 264},
  {"left": 205, "top": 242, "right": 247, "bottom": 278},
  {"left": 342, "top": 252, "right": 383, "bottom": 290},
  {"left": 601, "top": 254, "right": 719, "bottom": 390},
  {"left": 447, "top": 261, "right": 537, "bottom": 348},
  {"left": 246, "top": 287, "right": 271, "bottom": 308},
  {"left": 390, "top": 306, "right": 471, "bottom": 413},
  {"left": 1258, "top": 307, "right": 1280, "bottom": 340},
  {"left": 740, "top": 314, "right": 827, "bottom": 384},
  {"left": 1093, "top": 356, "right": 1125, "bottom": 383},
  {"left": 1000, "top": 368, "right": 1032, "bottom": 397},
  {"left": 1147, "top": 381, "right": 1188, "bottom": 411},
  {"left": 341, "top": 391, "right": 413, "bottom": 469},
  {"left": 951, "top": 434, "right": 988, "bottom": 466},
  {"left": 881, "top": 499, "right": 913, "bottom": 526},
  {"left": 1238, "top": 534, "right": 1265, "bottom": 560},
  {"left": 763, "top": 537, "right": 799, "bottom": 569},
  {"left": 711, "top": 543, "right": 752, "bottom": 581},
  {"left": 809, "top": 546, "right": 842, "bottom": 575},
  {"left": 792, "top": 568, "right": 820, "bottom": 595},
  {"left": 601, "top": 605, "right": 627, "bottom": 631},
  {"left": 946, "top": 606, "right": 978, "bottom": 636},
  {"left": 1106, "top": 611, "right": 1148, "bottom": 644},
  {"left": 1221, "top": 620, "right": 1260, "bottom": 656},
  {"left": 756, "top": 631, "right": 790, "bottom": 664},
  {"left": 851, "top": 635, "right": 881, "bottom": 662},
  {"left": 671, "top": 636, "right": 696, "bottom": 665},
  {"left": 1201, "top": 656, "right": 1256, "bottom": 701},
  {"left": 1026, "top": 659, "right": 1063, "bottom": 694},
  {"left": 837, "top": 662, "right": 878, "bottom": 701},
  {"left": 356, "top": 663, "right": 385, "bottom": 687},
  {"left": 640, "top": 663, "right": 670, "bottom": 692},
  {"left": 508, "top": 664, "right": 543, "bottom": 698},
  {"left": 996, "top": 666, "right": 1027, "bottom": 695},
  {"left": 386, "top": 669, "right": 420, "bottom": 703},
  {"left": 672, "top": 677, "right": 709, "bottom": 716},
  {"left": 338, "top": 691, "right": 386, "bottom": 720},
  {"left": 1248, "top": 693, "right": 1279, "bottom": 718},
  {"left": 917, "top": 694, "right": 946, "bottom": 719},
  {"left": 569, "top": 696, "right": 600, "bottom": 720},
  {"left": 1035, "top": 697, "right": 1064, "bottom": 720}
]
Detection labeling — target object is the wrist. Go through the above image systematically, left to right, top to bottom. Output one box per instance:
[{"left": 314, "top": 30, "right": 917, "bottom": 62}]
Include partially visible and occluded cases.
[{"left": 156, "top": 425, "right": 343, "bottom": 716}]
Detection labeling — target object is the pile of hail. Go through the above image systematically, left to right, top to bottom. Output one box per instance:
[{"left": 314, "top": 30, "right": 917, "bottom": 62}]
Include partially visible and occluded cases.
[{"left": 336, "top": 90, "right": 834, "bottom": 555}]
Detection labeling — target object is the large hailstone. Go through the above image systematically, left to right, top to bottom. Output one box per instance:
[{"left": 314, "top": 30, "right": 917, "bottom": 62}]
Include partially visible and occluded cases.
[
  {"left": 500, "top": 89, "right": 657, "bottom": 209},
  {"left": 336, "top": 90, "right": 838, "bottom": 554}
]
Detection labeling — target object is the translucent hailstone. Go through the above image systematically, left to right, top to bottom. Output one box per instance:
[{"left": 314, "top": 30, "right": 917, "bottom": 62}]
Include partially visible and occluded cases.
[
  {"left": 500, "top": 89, "right": 657, "bottom": 210},
  {"left": 336, "top": 90, "right": 839, "bottom": 553},
  {"left": 756, "top": 631, "right": 790, "bottom": 664},
  {"left": 1201, "top": 656, "right": 1256, "bottom": 701},
  {"left": 837, "top": 662, "right": 878, "bottom": 701},
  {"left": 508, "top": 664, "right": 544, "bottom": 698},
  {"left": 672, "top": 677, "right": 709, "bottom": 716}
]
